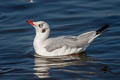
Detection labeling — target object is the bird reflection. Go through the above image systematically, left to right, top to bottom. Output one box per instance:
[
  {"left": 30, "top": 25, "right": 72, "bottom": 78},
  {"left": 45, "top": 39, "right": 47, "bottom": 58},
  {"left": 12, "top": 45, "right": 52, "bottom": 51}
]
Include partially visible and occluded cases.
[
  {"left": 34, "top": 52, "right": 93, "bottom": 78},
  {"left": 99, "top": 64, "right": 112, "bottom": 73}
]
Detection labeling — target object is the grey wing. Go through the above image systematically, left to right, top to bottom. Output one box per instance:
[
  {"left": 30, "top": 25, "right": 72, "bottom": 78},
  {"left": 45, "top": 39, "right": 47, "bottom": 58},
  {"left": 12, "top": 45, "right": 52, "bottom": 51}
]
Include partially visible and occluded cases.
[
  {"left": 45, "top": 31, "right": 96, "bottom": 52},
  {"left": 77, "top": 31, "right": 96, "bottom": 43},
  {"left": 45, "top": 36, "right": 78, "bottom": 52}
]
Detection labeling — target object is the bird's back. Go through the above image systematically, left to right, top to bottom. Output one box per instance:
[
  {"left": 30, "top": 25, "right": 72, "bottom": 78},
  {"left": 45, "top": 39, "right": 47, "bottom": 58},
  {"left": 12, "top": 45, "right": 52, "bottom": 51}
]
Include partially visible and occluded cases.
[{"left": 44, "top": 31, "right": 96, "bottom": 52}]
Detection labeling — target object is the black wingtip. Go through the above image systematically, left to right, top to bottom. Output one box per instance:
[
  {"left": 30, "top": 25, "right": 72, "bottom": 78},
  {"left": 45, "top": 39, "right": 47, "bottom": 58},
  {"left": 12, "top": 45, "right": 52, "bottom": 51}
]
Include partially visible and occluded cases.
[{"left": 96, "top": 24, "right": 109, "bottom": 35}]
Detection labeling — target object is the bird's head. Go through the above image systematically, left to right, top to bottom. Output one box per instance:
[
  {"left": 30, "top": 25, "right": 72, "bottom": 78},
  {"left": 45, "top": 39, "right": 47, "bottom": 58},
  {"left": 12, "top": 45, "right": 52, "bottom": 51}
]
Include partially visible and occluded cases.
[
  {"left": 26, "top": 20, "right": 50, "bottom": 40},
  {"left": 26, "top": 20, "right": 50, "bottom": 34}
]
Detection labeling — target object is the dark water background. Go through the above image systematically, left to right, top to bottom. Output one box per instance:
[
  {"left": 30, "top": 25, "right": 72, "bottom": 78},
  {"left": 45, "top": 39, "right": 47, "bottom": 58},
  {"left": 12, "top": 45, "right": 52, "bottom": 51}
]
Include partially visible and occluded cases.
[{"left": 0, "top": 0, "right": 120, "bottom": 80}]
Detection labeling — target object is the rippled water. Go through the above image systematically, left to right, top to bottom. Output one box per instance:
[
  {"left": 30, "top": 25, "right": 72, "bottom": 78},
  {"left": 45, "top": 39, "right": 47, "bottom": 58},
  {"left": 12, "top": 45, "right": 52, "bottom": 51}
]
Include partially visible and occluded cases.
[{"left": 0, "top": 0, "right": 120, "bottom": 80}]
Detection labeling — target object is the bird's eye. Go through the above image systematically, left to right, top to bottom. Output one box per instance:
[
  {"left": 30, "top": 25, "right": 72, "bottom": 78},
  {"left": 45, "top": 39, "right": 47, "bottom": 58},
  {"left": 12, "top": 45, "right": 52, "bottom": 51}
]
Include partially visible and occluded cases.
[{"left": 38, "top": 24, "right": 43, "bottom": 28}]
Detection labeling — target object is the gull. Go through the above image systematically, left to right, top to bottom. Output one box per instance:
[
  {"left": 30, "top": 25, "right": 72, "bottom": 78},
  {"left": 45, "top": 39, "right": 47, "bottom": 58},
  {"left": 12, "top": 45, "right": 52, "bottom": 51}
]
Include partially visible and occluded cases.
[
  {"left": 28, "top": 0, "right": 34, "bottom": 3},
  {"left": 26, "top": 20, "right": 109, "bottom": 56}
]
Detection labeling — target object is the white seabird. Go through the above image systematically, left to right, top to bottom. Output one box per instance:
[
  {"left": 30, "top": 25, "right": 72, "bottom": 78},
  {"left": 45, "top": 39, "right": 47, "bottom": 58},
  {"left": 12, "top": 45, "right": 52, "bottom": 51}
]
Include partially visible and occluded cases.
[
  {"left": 28, "top": 0, "right": 34, "bottom": 3},
  {"left": 26, "top": 20, "right": 109, "bottom": 56}
]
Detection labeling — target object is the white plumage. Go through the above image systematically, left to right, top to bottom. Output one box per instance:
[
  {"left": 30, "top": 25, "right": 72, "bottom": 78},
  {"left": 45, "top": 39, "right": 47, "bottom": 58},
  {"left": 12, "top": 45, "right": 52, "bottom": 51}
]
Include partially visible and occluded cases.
[{"left": 26, "top": 20, "right": 109, "bottom": 56}]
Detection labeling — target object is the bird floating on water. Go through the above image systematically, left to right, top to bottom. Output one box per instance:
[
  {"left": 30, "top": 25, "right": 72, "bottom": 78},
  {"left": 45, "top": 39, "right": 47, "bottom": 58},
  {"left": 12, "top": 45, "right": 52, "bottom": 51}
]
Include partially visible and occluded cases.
[
  {"left": 28, "top": 0, "right": 34, "bottom": 3},
  {"left": 26, "top": 20, "right": 109, "bottom": 56}
]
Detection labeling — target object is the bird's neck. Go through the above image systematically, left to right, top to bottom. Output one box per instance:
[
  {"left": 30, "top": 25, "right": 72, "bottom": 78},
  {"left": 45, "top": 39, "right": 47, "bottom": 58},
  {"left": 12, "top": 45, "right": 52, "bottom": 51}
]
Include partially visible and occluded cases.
[
  {"left": 34, "top": 31, "right": 49, "bottom": 44},
  {"left": 34, "top": 31, "right": 50, "bottom": 45},
  {"left": 33, "top": 32, "right": 49, "bottom": 53}
]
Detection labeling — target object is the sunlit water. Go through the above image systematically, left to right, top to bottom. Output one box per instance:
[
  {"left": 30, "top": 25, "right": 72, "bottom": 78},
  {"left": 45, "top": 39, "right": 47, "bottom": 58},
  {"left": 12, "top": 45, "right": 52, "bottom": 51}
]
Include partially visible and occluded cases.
[{"left": 0, "top": 0, "right": 120, "bottom": 80}]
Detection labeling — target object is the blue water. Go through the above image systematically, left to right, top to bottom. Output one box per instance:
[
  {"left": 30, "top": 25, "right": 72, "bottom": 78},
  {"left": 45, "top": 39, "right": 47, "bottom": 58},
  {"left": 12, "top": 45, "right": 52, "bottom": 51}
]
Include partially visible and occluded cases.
[{"left": 0, "top": 0, "right": 120, "bottom": 80}]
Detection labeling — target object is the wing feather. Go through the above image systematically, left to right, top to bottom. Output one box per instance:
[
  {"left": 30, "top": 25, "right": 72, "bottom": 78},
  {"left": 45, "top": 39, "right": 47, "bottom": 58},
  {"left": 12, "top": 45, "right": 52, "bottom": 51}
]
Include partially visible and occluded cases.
[{"left": 45, "top": 31, "right": 96, "bottom": 52}]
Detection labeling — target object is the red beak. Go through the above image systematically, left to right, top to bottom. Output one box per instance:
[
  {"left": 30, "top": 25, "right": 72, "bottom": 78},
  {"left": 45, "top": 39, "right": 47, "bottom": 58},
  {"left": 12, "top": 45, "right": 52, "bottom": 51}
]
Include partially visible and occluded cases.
[{"left": 26, "top": 20, "right": 35, "bottom": 26}]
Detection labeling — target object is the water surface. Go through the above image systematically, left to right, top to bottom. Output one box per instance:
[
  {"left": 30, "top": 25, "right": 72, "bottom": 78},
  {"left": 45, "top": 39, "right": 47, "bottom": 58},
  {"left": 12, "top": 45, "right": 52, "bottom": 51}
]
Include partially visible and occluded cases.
[{"left": 0, "top": 0, "right": 120, "bottom": 80}]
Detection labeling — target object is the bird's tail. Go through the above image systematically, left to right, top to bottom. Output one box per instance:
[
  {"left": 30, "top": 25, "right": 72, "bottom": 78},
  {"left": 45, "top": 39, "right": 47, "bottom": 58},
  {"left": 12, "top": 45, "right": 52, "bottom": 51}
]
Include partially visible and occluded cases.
[
  {"left": 88, "top": 24, "right": 109, "bottom": 43},
  {"left": 96, "top": 24, "right": 109, "bottom": 35}
]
